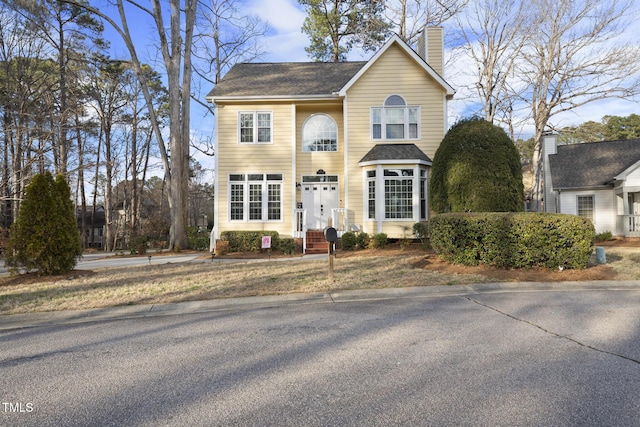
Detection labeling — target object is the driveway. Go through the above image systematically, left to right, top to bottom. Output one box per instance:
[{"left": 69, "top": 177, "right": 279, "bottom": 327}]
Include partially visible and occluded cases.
[
  {"left": 0, "top": 252, "right": 202, "bottom": 276},
  {"left": 1, "top": 284, "right": 639, "bottom": 426}
]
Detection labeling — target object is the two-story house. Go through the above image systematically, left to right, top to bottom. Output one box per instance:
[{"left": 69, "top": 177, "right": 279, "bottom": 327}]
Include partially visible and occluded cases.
[{"left": 206, "top": 29, "right": 455, "bottom": 253}]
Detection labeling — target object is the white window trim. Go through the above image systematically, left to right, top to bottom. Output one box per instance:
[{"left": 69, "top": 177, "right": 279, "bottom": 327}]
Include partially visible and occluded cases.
[
  {"left": 370, "top": 101, "right": 421, "bottom": 141},
  {"left": 238, "top": 111, "right": 273, "bottom": 144},
  {"left": 302, "top": 113, "right": 338, "bottom": 152},
  {"left": 363, "top": 165, "right": 427, "bottom": 223},
  {"left": 228, "top": 173, "right": 284, "bottom": 222},
  {"left": 576, "top": 194, "right": 595, "bottom": 221}
]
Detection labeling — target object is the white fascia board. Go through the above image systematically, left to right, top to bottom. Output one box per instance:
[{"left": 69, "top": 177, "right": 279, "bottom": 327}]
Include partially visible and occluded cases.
[
  {"left": 337, "top": 34, "right": 455, "bottom": 98},
  {"left": 207, "top": 94, "right": 342, "bottom": 103},
  {"left": 358, "top": 159, "right": 432, "bottom": 167},
  {"left": 615, "top": 159, "right": 640, "bottom": 180}
]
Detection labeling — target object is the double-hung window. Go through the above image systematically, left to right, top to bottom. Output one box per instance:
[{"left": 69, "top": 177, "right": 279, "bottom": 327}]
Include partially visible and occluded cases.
[
  {"left": 372, "top": 95, "right": 419, "bottom": 140},
  {"left": 239, "top": 111, "right": 272, "bottom": 143},
  {"left": 367, "top": 171, "right": 376, "bottom": 219},
  {"left": 229, "top": 174, "right": 283, "bottom": 221},
  {"left": 577, "top": 195, "right": 594, "bottom": 221}
]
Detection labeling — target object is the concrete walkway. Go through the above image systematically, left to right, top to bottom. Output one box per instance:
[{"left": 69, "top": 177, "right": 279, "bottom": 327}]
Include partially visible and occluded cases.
[{"left": 2, "top": 280, "right": 640, "bottom": 331}]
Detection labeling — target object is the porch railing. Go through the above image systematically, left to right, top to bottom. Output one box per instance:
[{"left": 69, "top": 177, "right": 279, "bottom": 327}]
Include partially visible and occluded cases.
[
  {"left": 294, "top": 208, "right": 307, "bottom": 253},
  {"left": 294, "top": 208, "right": 354, "bottom": 251},
  {"left": 331, "top": 208, "right": 351, "bottom": 237},
  {"left": 617, "top": 215, "right": 640, "bottom": 237}
]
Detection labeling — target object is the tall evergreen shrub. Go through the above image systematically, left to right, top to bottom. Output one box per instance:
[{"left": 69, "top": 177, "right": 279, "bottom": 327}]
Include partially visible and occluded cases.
[
  {"left": 430, "top": 117, "right": 524, "bottom": 213},
  {"left": 6, "top": 173, "right": 82, "bottom": 275}
]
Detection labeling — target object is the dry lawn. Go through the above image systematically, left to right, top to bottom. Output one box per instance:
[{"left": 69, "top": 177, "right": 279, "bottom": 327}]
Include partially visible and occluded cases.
[{"left": 0, "top": 242, "right": 639, "bottom": 315}]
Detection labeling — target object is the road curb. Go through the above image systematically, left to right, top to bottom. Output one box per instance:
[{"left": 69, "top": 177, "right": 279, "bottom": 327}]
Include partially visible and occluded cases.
[{"left": 1, "top": 280, "right": 640, "bottom": 331}]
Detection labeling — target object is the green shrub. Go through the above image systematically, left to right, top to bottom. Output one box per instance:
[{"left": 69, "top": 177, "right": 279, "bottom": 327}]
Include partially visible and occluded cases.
[
  {"left": 430, "top": 117, "right": 524, "bottom": 213},
  {"left": 5, "top": 173, "right": 82, "bottom": 275},
  {"left": 429, "top": 212, "right": 595, "bottom": 269},
  {"left": 413, "top": 221, "right": 430, "bottom": 249},
  {"left": 188, "top": 227, "right": 210, "bottom": 251},
  {"left": 220, "top": 231, "right": 280, "bottom": 252},
  {"left": 341, "top": 231, "right": 357, "bottom": 250},
  {"left": 595, "top": 231, "right": 613, "bottom": 242},
  {"left": 356, "top": 232, "right": 369, "bottom": 249},
  {"left": 370, "top": 233, "right": 388, "bottom": 249},
  {"left": 128, "top": 235, "right": 149, "bottom": 255},
  {"left": 279, "top": 238, "right": 297, "bottom": 255}
]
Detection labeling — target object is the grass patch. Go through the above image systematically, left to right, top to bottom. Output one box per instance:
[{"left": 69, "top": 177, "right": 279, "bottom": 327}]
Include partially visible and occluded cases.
[
  {"left": 1, "top": 244, "right": 639, "bottom": 315},
  {"left": 0, "top": 252, "right": 489, "bottom": 315}
]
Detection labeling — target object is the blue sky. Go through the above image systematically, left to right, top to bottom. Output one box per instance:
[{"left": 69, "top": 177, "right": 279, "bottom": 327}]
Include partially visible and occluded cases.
[{"left": 95, "top": 0, "right": 640, "bottom": 169}]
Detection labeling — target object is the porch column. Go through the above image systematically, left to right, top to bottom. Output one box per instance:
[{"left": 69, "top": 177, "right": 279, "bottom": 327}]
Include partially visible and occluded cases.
[
  {"left": 376, "top": 164, "right": 384, "bottom": 234},
  {"left": 413, "top": 165, "right": 420, "bottom": 223},
  {"left": 623, "top": 190, "right": 629, "bottom": 215}
]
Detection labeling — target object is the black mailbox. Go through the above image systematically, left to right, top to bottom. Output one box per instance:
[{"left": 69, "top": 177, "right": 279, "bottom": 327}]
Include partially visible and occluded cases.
[{"left": 324, "top": 227, "right": 338, "bottom": 243}]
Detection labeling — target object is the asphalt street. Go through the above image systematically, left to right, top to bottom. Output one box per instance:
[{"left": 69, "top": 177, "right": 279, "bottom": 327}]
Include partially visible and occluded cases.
[{"left": 1, "top": 284, "right": 639, "bottom": 426}]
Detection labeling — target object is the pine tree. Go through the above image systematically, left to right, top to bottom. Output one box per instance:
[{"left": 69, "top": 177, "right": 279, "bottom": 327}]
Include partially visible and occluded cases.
[{"left": 6, "top": 172, "right": 82, "bottom": 275}]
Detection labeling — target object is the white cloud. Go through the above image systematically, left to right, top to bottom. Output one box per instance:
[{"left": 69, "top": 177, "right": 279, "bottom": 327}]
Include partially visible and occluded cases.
[{"left": 245, "top": 0, "right": 308, "bottom": 61}]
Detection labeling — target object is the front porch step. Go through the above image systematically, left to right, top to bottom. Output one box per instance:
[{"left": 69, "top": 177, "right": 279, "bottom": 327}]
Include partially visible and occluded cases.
[{"left": 305, "top": 230, "right": 329, "bottom": 254}]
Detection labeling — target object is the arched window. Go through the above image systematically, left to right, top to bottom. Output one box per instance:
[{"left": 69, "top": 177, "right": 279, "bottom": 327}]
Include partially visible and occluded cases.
[
  {"left": 371, "top": 95, "right": 419, "bottom": 140},
  {"left": 302, "top": 114, "right": 338, "bottom": 152}
]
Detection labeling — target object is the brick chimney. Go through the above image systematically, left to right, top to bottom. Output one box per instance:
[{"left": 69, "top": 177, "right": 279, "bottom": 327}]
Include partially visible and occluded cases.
[{"left": 417, "top": 27, "right": 444, "bottom": 76}]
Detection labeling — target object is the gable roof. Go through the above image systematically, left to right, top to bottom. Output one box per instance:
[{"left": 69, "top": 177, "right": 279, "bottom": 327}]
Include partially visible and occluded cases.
[
  {"left": 207, "top": 34, "right": 455, "bottom": 101},
  {"left": 339, "top": 34, "right": 455, "bottom": 98},
  {"left": 207, "top": 62, "right": 367, "bottom": 99},
  {"left": 548, "top": 138, "right": 640, "bottom": 189},
  {"left": 359, "top": 143, "right": 432, "bottom": 166}
]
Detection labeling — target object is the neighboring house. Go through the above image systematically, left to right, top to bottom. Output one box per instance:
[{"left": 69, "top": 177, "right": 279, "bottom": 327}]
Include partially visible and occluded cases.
[
  {"left": 207, "top": 29, "right": 455, "bottom": 252},
  {"left": 544, "top": 134, "right": 640, "bottom": 237},
  {"left": 77, "top": 206, "right": 106, "bottom": 248}
]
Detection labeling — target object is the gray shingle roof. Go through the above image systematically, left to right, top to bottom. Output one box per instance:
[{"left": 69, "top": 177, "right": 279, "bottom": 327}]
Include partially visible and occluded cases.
[
  {"left": 207, "top": 62, "right": 368, "bottom": 98},
  {"left": 548, "top": 138, "right": 640, "bottom": 189},
  {"left": 359, "top": 144, "right": 432, "bottom": 163}
]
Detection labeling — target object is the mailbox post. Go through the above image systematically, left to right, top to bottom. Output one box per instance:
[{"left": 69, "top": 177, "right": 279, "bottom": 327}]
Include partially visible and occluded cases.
[{"left": 324, "top": 226, "right": 338, "bottom": 282}]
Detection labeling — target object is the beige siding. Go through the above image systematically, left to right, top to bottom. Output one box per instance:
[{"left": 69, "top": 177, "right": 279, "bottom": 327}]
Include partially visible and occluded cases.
[
  {"left": 426, "top": 27, "right": 443, "bottom": 76},
  {"left": 213, "top": 42, "right": 449, "bottom": 240},
  {"left": 344, "top": 43, "right": 447, "bottom": 237},
  {"left": 216, "top": 102, "right": 294, "bottom": 236},
  {"left": 295, "top": 104, "right": 345, "bottom": 206}
]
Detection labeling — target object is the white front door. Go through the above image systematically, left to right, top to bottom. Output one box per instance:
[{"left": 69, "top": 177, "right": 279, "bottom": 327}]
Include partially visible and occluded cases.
[{"left": 301, "top": 176, "right": 339, "bottom": 229}]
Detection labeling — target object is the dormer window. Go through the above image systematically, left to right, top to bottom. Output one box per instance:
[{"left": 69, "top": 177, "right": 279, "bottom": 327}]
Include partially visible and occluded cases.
[{"left": 371, "top": 95, "right": 419, "bottom": 140}]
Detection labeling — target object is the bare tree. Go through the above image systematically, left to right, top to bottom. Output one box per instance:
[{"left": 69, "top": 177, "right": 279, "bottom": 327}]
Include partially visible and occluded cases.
[
  {"left": 66, "top": 0, "right": 196, "bottom": 250},
  {"left": 190, "top": 0, "right": 268, "bottom": 158},
  {"left": 194, "top": 0, "right": 267, "bottom": 86},
  {"left": 386, "top": 0, "right": 468, "bottom": 45},
  {"left": 456, "top": 0, "right": 528, "bottom": 125},
  {"left": 521, "top": 0, "right": 640, "bottom": 211}
]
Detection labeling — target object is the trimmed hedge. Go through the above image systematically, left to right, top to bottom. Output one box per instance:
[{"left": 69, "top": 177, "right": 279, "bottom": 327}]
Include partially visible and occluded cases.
[
  {"left": 429, "top": 213, "right": 595, "bottom": 269},
  {"left": 188, "top": 227, "right": 210, "bottom": 251},
  {"left": 219, "top": 230, "right": 281, "bottom": 252}
]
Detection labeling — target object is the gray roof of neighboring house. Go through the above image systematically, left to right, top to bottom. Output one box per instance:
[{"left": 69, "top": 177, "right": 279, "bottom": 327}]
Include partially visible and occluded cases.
[
  {"left": 207, "top": 62, "right": 368, "bottom": 98},
  {"left": 548, "top": 138, "right": 640, "bottom": 189},
  {"left": 359, "top": 144, "right": 432, "bottom": 164}
]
